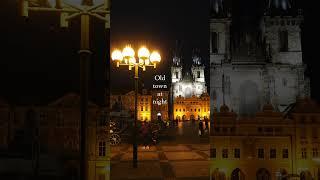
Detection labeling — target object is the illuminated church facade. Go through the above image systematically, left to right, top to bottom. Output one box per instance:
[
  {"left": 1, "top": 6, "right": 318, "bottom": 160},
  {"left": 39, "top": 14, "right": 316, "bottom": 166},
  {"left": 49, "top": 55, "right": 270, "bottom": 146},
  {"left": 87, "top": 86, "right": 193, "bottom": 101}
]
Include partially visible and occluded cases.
[
  {"left": 210, "top": 0, "right": 310, "bottom": 117},
  {"left": 172, "top": 53, "right": 210, "bottom": 120}
]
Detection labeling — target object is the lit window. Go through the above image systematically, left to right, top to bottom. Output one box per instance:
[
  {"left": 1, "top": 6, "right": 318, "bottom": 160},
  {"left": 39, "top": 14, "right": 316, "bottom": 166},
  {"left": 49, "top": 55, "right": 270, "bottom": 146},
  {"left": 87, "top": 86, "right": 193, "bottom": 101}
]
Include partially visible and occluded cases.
[
  {"left": 141, "top": 106, "right": 143, "bottom": 111},
  {"left": 99, "top": 141, "right": 106, "bottom": 157},
  {"left": 234, "top": 148, "right": 240, "bottom": 158},
  {"left": 258, "top": 148, "right": 264, "bottom": 159},
  {"left": 301, "top": 148, "right": 307, "bottom": 159},
  {"left": 312, "top": 148, "right": 319, "bottom": 158},
  {"left": 222, "top": 149, "right": 228, "bottom": 158},
  {"left": 270, "top": 149, "right": 276, "bottom": 159},
  {"left": 282, "top": 149, "right": 289, "bottom": 158}
]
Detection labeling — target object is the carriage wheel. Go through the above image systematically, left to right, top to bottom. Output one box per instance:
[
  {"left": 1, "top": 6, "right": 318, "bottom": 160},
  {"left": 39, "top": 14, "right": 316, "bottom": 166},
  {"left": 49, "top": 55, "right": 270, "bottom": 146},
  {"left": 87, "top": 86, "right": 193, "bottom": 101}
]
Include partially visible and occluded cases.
[{"left": 110, "top": 134, "right": 121, "bottom": 146}]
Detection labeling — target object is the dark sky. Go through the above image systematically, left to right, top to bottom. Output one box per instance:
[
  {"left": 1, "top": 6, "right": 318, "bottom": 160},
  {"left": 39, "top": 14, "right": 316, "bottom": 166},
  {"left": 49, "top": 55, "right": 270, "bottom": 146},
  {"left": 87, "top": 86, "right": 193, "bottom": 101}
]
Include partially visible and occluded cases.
[
  {"left": 0, "top": 0, "right": 318, "bottom": 104},
  {"left": 110, "top": 0, "right": 210, "bottom": 93}
]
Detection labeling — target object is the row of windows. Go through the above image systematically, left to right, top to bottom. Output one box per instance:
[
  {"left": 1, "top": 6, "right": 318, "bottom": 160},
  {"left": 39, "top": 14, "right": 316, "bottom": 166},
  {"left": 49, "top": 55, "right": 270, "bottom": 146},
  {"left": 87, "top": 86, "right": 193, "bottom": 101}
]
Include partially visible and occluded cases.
[
  {"left": 175, "top": 71, "right": 201, "bottom": 78},
  {"left": 176, "top": 101, "right": 201, "bottom": 104},
  {"left": 140, "top": 106, "right": 149, "bottom": 111},
  {"left": 176, "top": 108, "right": 201, "bottom": 112},
  {"left": 214, "top": 127, "right": 236, "bottom": 133},
  {"left": 211, "top": 148, "right": 289, "bottom": 159},
  {"left": 301, "top": 148, "right": 319, "bottom": 159}
]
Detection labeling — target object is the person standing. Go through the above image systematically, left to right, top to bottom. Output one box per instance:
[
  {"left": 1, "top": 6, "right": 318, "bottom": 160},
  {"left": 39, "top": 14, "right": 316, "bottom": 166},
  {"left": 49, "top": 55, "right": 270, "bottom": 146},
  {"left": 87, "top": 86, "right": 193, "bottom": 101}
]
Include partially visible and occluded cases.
[
  {"left": 204, "top": 117, "right": 209, "bottom": 134},
  {"left": 198, "top": 119, "right": 204, "bottom": 136},
  {"left": 139, "top": 121, "right": 149, "bottom": 149}
]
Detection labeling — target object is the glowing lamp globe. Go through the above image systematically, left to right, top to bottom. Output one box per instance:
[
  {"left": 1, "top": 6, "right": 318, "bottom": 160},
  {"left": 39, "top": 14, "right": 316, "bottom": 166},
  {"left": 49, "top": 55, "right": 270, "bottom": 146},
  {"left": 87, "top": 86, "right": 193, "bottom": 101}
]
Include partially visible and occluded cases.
[
  {"left": 122, "top": 46, "right": 135, "bottom": 60},
  {"left": 138, "top": 47, "right": 150, "bottom": 60},
  {"left": 111, "top": 49, "right": 123, "bottom": 62},
  {"left": 150, "top": 51, "right": 161, "bottom": 64}
]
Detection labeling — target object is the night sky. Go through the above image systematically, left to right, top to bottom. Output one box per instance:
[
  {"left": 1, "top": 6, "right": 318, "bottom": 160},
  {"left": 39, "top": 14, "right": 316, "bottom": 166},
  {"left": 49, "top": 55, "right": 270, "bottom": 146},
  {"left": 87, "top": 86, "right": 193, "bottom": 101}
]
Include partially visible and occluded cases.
[
  {"left": 0, "top": 0, "right": 318, "bottom": 105},
  {"left": 110, "top": 0, "right": 210, "bottom": 93}
]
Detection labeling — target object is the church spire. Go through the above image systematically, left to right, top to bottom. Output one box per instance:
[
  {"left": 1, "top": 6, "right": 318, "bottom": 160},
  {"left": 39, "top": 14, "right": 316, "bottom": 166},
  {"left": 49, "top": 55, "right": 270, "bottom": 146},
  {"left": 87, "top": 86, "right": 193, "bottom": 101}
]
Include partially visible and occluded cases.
[
  {"left": 211, "top": 0, "right": 230, "bottom": 18},
  {"left": 265, "top": 0, "right": 297, "bottom": 16},
  {"left": 172, "top": 40, "right": 182, "bottom": 67},
  {"left": 192, "top": 48, "right": 202, "bottom": 66}
]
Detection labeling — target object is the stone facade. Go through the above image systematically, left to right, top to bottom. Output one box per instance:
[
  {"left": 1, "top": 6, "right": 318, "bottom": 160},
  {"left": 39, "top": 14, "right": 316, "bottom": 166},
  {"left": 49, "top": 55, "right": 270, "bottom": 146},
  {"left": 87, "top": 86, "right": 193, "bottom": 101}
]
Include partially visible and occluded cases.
[
  {"left": 210, "top": 0, "right": 310, "bottom": 117},
  {"left": 110, "top": 89, "right": 156, "bottom": 121},
  {"left": 174, "top": 93, "right": 210, "bottom": 121},
  {"left": 0, "top": 94, "right": 109, "bottom": 180},
  {"left": 210, "top": 99, "right": 320, "bottom": 179}
]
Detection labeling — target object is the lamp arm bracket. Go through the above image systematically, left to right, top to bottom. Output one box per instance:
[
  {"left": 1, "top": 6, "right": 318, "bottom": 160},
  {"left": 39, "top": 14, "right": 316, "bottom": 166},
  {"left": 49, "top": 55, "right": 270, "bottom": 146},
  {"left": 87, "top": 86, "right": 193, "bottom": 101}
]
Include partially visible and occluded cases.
[
  {"left": 62, "top": 2, "right": 83, "bottom": 12},
  {"left": 87, "top": 3, "right": 104, "bottom": 12},
  {"left": 28, "top": 7, "right": 79, "bottom": 13},
  {"left": 65, "top": 12, "right": 82, "bottom": 21},
  {"left": 89, "top": 12, "right": 108, "bottom": 22}
]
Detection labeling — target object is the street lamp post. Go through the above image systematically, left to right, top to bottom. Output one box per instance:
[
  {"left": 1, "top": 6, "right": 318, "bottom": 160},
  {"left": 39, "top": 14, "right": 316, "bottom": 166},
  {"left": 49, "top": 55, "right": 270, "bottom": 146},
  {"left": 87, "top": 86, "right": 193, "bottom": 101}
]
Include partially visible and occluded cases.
[
  {"left": 20, "top": 1, "right": 110, "bottom": 180},
  {"left": 111, "top": 46, "right": 161, "bottom": 168}
]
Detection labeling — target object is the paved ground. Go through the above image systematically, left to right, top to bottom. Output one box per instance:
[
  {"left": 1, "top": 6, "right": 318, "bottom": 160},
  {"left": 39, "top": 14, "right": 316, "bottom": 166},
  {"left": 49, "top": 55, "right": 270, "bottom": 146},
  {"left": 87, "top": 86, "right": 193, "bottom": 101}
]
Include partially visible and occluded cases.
[
  {"left": 110, "top": 121, "right": 210, "bottom": 179},
  {"left": 110, "top": 144, "right": 210, "bottom": 180}
]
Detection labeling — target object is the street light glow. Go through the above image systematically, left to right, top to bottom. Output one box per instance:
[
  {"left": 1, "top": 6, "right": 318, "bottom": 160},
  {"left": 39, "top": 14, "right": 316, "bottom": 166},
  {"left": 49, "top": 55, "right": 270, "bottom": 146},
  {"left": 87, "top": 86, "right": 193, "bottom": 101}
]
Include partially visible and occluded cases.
[
  {"left": 111, "top": 44, "right": 161, "bottom": 168},
  {"left": 122, "top": 46, "right": 135, "bottom": 60},
  {"left": 138, "top": 47, "right": 150, "bottom": 60},
  {"left": 111, "top": 49, "right": 123, "bottom": 62},
  {"left": 150, "top": 51, "right": 161, "bottom": 64}
]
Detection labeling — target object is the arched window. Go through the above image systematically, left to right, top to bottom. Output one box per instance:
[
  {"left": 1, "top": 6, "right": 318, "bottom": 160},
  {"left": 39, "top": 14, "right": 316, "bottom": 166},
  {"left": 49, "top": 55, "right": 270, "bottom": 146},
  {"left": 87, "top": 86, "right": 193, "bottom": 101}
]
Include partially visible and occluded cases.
[
  {"left": 279, "top": 30, "right": 288, "bottom": 52},
  {"left": 211, "top": 32, "right": 219, "bottom": 53}
]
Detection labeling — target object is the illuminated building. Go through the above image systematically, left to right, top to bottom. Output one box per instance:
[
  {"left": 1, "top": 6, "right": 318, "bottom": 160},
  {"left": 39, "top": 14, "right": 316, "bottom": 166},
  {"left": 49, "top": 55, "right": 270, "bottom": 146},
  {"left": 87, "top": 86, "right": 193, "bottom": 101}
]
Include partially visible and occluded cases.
[
  {"left": 171, "top": 49, "right": 209, "bottom": 121},
  {"left": 110, "top": 89, "right": 152, "bottom": 121},
  {"left": 0, "top": 93, "right": 109, "bottom": 180},
  {"left": 174, "top": 93, "right": 210, "bottom": 121},
  {"left": 210, "top": 99, "right": 320, "bottom": 179}
]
